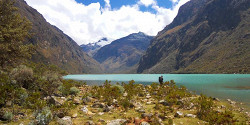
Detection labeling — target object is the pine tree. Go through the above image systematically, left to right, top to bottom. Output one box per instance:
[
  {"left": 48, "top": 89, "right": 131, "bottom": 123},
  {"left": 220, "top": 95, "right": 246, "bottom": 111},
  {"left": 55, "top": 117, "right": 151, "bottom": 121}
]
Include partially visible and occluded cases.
[{"left": 0, "top": 0, "right": 33, "bottom": 69}]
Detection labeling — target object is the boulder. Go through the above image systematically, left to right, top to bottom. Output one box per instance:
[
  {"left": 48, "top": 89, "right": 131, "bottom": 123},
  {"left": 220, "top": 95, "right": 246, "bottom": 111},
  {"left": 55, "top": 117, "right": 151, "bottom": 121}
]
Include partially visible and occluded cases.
[{"left": 107, "top": 119, "right": 127, "bottom": 125}]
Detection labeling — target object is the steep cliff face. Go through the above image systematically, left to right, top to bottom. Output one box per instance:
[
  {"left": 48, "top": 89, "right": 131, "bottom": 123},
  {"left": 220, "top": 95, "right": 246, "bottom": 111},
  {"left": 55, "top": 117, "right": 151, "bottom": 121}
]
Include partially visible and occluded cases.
[
  {"left": 15, "top": 0, "right": 103, "bottom": 73},
  {"left": 138, "top": 0, "right": 250, "bottom": 73},
  {"left": 94, "top": 32, "right": 153, "bottom": 73}
]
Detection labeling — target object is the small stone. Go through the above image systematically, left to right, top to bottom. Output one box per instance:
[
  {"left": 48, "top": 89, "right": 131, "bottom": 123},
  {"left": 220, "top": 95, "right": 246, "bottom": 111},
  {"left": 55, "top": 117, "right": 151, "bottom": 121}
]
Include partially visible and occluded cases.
[
  {"left": 152, "top": 91, "right": 157, "bottom": 95},
  {"left": 123, "top": 92, "right": 128, "bottom": 97},
  {"left": 146, "top": 95, "right": 151, "bottom": 99},
  {"left": 82, "top": 96, "right": 93, "bottom": 104},
  {"left": 61, "top": 97, "right": 66, "bottom": 99},
  {"left": 73, "top": 97, "right": 81, "bottom": 105},
  {"left": 213, "top": 98, "right": 220, "bottom": 101},
  {"left": 159, "top": 100, "right": 169, "bottom": 106},
  {"left": 6, "top": 101, "right": 12, "bottom": 107},
  {"left": 146, "top": 101, "right": 152, "bottom": 105},
  {"left": 92, "top": 103, "right": 105, "bottom": 108},
  {"left": 221, "top": 105, "right": 226, "bottom": 109},
  {"left": 82, "top": 106, "right": 88, "bottom": 114},
  {"left": 137, "top": 109, "right": 145, "bottom": 113},
  {"left": 87, "top": 111, "right": 95, "bottom": 116},
  {"left": 174, "top": 111, "right": 184, "bottom": 118},
  {"left": 98, "top": 112, "right": 104, "bottom": 116},
  {"left": 72, "top": 113, "right": 78, "bottom": 118},
  {"left": 141, "top": 113, "right": 153, "bottom": 119},
  {"left": 185, "top": 114, "right": 196, "bottom": 118},
  {"left": 59, "top": 116, "right": 73, "bottom": 125},
  {"left": 135, "top": 117, "right": 140, "bottom": 124},
  {"left": 98, "top": 119, "right": 105, "bottom": 122},
  {"left": 107, "top": 119, "right": 127, "bottom": 125},
  {"left": 85, "top": 121, "right": 95, "bottom": 125},
  {"left": 141, "top": 121, "right": 150, "bottom": 125}
]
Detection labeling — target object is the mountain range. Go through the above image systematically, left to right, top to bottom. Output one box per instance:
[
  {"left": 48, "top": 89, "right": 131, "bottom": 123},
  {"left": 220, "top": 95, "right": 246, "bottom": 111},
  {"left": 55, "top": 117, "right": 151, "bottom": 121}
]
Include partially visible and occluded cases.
[
  {"left": 15, "top": 0, "right": 103, "bottom": 74},
  {"left": 15, "top": 0, "right": 249, "bottom": 74},
  {"left": 137, "top": 0, "right": 250, "bottom": 74},
  {"left": 93, "top": 32, "right": 153, "bottom": 73},
  {"left": 80, "top": 38, "right": 113, "bottom": 57}
]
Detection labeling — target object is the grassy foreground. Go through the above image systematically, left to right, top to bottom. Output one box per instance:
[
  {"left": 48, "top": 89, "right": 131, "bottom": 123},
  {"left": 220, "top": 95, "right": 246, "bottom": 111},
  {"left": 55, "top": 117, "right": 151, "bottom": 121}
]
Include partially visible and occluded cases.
[{"left": 0, "top": 75, "right": 249, "bottom": 125}]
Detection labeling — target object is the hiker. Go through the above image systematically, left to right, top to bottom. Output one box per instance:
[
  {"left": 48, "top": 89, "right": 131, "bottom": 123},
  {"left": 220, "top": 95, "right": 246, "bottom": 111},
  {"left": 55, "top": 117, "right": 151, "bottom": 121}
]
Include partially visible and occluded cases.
[{"left": 159, "top": 75, "right": 163, "bottom": 85}]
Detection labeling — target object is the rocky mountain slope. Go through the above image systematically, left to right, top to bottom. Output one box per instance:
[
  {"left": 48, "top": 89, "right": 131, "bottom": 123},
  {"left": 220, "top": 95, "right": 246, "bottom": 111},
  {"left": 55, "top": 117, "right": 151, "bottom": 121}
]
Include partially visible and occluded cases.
[
  {"left": 15, "top": 0, "right": 102, "bottom": 73},
  {"left": 137, "top": 0, "right": 250, "bottom": 74},
  {"left": 94, "top": 32, "right": 153, "bottom": 73},
  {"left": 80, "top": 38, "right": 112, "bottom": 57}
]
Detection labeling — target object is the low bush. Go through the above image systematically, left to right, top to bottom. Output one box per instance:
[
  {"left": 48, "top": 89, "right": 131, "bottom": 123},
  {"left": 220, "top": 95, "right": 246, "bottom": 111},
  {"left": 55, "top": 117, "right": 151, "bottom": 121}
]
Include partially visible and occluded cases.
[
  {"left": 10, "top": 65, "right": 34, "bottom": 89},
  {"left": 69, "top": 87, "right": 79, "bottom": 96},
  {"left": 197, "top": 94, "right": 236, "bottom": 124},
  {"left": 32, "top": 107, "right": 53, "bottom": 125},
  {"left": 3, "top": 111, "right": 13, "bottom": 122}
]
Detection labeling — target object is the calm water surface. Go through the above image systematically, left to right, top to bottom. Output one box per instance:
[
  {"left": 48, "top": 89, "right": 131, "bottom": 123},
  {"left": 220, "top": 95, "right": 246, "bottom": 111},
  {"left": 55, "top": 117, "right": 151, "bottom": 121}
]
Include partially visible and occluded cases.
[{"left": 64, "top": 74, "right": 250, "bottom": 109}]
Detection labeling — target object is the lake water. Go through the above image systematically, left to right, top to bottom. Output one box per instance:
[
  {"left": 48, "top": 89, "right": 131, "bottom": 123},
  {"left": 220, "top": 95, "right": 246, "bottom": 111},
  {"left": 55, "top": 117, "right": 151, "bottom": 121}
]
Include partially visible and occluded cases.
[{"left": 64, "top": 74, "right": 250, "bottom": 109}]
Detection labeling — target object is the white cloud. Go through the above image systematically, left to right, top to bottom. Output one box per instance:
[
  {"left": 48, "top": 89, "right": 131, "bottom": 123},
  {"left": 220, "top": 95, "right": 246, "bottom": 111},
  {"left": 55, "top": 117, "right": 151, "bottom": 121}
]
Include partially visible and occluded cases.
[
  {"left": 24, "top": 0, "right": 189, "bottom": 45},
  {"left": 138, "top": 0, "right": 156, "bottom": 7},
  {"left": 170, "top": 0, "right": 179, "bottom": 4}
]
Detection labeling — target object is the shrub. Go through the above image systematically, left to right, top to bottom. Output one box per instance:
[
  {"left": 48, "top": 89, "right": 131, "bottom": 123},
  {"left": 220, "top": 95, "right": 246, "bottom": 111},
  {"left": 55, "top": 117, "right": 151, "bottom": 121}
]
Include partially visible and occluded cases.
[
  {"left": 10, "top": 65, "right": 34, "bottom": 89},
  {"left": 0, "top": 71, "right": 13, "bottom": 107},
  {"left": 38, "top": 72, "right": 62, "bottom": 96},
  {"left": 59, "top": 80, "right": 79, "bottom": 96},
  {"left": 112, "top": 85, "right": 125, "bottom": 94},
  {"left": 15, "top": 87, "right": 28, "bottom": 106},
  {"left": 69, "top": 87, "right": 79, "bottom": 96},
  {"left": 25, "top": 92, "right": 46, "bottom": 110},
  {"left": 197, "top": 94, "right": 236, "bottom": 124},
  {"left": 119, "top": 98, "right": 130, "bottom": 111},
  {"left": 33, "top": 107, "right": 53, "bottom": 125},
  {"left": 3, "top": 111, "right": 13, "bottom": 122},
  {"left": 168, "top": 119, "right": 173, "bottom": 125}
]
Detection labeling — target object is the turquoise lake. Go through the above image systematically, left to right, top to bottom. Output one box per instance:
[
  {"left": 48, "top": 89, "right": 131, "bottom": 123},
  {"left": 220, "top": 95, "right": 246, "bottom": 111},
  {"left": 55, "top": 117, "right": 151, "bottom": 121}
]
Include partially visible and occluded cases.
[{"left": 64, "top": 74, "right": 250, "bottom": 109}]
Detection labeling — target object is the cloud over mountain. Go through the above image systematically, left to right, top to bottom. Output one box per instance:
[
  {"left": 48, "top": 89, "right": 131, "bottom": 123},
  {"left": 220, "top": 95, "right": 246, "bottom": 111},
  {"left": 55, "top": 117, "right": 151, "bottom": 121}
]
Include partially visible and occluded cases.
[{"left": 24, "top": 0, "right": 189, "bottom": 45}]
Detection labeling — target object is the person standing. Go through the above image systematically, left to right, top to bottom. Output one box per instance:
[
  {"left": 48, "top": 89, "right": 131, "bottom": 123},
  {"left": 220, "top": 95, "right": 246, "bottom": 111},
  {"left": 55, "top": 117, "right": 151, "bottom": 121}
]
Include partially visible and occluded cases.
[{"left": 159, "top": 75, "right": 163, "bottom": 85}]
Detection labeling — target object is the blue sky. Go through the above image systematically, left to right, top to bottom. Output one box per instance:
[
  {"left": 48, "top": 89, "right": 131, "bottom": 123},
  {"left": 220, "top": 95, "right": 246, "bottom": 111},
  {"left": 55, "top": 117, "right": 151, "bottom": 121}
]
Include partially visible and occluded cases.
[
  {"left": 25, "top": 0, "right": 189, "bottom": 45},
  {"left": 76, "top": 0, "right": 173, "bottom": 13}
]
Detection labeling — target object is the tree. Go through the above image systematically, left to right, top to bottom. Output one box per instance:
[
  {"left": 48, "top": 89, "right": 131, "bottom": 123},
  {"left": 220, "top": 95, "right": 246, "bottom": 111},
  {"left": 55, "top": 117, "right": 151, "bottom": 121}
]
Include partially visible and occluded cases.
[{"left": 0, "top": 0, "right": 33, "bottom": 69}]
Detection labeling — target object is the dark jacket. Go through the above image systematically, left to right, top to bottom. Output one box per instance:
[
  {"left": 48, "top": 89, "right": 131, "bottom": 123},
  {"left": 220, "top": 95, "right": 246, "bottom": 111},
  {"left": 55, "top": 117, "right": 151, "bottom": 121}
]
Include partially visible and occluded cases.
[{"left": 159, "top": 77, "right": 163, "bottom": 83}]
